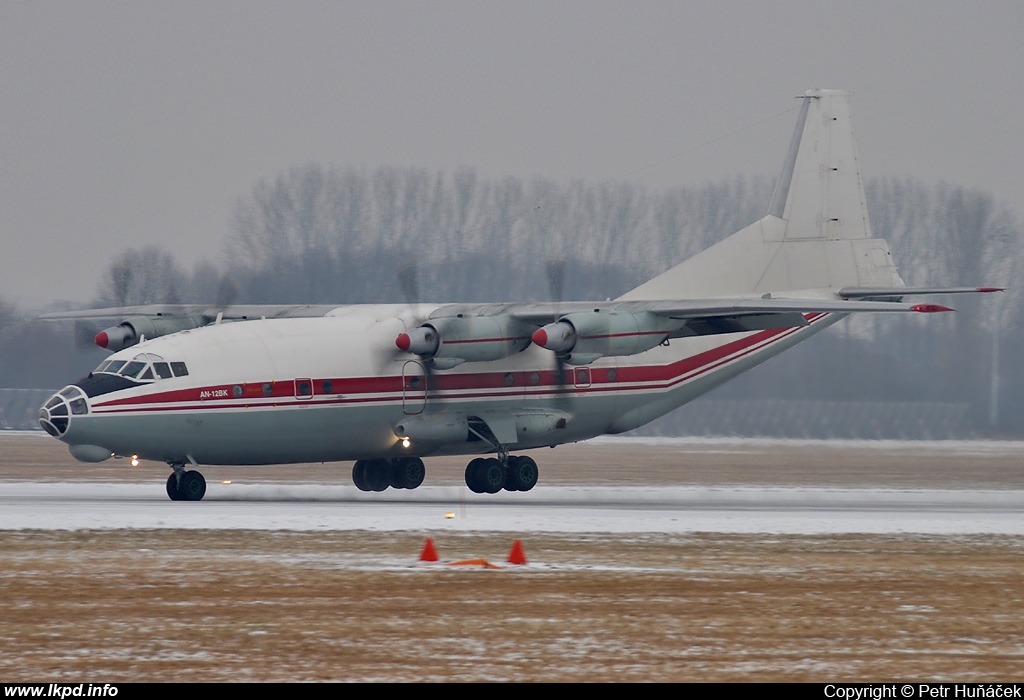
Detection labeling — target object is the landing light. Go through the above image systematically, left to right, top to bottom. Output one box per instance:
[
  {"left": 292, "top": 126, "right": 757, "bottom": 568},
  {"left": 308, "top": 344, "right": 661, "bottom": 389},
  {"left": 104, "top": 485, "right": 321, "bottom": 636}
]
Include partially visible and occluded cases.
[
  {"left": 402, "top": 437, "right": 411, "bottom": 448},
  {"left": 130, "top": 455, "right": 139, "bottom": 467}
]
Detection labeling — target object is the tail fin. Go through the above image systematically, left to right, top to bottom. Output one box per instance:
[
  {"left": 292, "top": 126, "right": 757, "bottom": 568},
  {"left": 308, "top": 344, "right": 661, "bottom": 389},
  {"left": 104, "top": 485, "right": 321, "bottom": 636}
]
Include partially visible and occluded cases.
[{"left": 620, "top": 89, "right": 905, "bottom": 301}]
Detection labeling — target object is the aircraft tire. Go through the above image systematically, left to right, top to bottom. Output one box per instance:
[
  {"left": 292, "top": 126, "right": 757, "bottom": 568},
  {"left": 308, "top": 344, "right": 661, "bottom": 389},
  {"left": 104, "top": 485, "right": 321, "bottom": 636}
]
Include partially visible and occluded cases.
[
  {"left": 506, "top": 455, "right": 538, "bottom": 492},
  {"left": 392, "top": 457, "right": 425, "bottom": 490},
  {"left": 465, "top": 458, "right": 487, "bottom": 493},
  {"left": 480, "top": 458, "right": 506, "bottom": 494},
  {"left": 364, "top": 459, "right": 391, "bottom": 492},
  {"left": 352, "top": 460, "right": 370, "bottom": 491},
  {"left": 179, "top": 470, "right": 207, "bottom": 501},
  {"left": 166, "top": 473, "right": 184, "bottom": 501}
]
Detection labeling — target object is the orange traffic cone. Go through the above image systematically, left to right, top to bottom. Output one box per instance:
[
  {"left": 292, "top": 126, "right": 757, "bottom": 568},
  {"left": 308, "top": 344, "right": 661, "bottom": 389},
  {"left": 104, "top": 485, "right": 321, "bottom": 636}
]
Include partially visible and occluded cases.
[
  {"left": 419, "top": 538, "right": 439, "bottom": 562},
  {"left": 507, "top": 539, "right": 527, "bottom": 565}
]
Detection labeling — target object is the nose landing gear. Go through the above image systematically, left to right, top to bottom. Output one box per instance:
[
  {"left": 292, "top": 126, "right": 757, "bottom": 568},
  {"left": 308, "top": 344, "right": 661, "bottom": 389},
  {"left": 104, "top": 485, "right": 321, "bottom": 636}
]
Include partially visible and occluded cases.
[{"left": 166, "top": 464, "right": 207, "bottom": 501}]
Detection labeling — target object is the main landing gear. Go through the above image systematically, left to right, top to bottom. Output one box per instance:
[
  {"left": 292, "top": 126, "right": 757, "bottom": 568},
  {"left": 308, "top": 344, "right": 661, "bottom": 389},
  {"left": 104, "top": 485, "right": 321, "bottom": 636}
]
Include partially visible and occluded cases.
[
  {"left": 465, "top": 454, "right": 539, "bottom": 494},
  {"left": 352, "top": 457, "right": 426, "bottom": 492},
  {"left": 166, "top": 464, "right": 207, "bottom": 501}
]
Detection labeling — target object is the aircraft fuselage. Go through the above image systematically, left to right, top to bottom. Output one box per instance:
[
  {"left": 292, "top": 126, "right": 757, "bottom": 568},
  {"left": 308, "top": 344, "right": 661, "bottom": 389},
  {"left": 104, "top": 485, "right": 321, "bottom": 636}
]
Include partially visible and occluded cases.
[{"left": 45, "top": 303, "right": 837, "bottom": 466}]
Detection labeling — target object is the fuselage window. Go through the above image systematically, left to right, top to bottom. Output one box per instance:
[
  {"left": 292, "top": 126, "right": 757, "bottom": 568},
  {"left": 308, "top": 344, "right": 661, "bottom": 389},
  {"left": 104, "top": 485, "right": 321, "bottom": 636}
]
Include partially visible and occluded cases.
[
  {"left": 154, "top": 362, "right": 172, "bottom": 379},
  {"left": 170, "top": 362, "right": 189, "bottom": 377},
  {"left": 297, "top": 380, "right": 311, "bottom": 396},
  {"left": 322, "top": 380, "right": 333, "bottom": 394},
  {"left": 262, "top": 383, "right": 273, "bottom": 397}
]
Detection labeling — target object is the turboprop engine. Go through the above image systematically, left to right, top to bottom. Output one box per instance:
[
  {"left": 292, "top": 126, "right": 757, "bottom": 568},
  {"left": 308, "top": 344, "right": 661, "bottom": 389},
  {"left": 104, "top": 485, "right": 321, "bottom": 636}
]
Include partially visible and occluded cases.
[
  {"left": 531, "top": 310, "right": 683, "bottom": 365},
  {"left": 95, "top": 315, "right": 206, "bottom": 352},
  {"left": 395, "top": 315, "right": 534, "bottom": 369}
]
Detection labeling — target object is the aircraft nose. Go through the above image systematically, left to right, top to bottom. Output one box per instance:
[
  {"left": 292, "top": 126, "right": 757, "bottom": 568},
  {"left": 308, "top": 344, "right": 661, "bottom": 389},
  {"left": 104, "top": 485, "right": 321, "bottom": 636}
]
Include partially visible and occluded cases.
[{"left": 38, "top": 386, "right": 89, "bottom": 437}]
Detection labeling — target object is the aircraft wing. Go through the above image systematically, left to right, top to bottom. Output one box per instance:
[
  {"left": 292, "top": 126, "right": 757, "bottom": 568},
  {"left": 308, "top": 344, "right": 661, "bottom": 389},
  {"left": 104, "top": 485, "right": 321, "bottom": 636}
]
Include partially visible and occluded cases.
[
  {"left": 40, "top": 285, "right": 998, "bottom": 353},
  {"left": 416, "top": 293, "right": 966, "bottom": 345},
  {"left": 496, "top": 295, "right": 957, "bottom": 323},
  {"left": 38, "top": 303, "right": 340, "bottom": 322},
  {"left": 38, "top": 303, "right": 344, "bottom": 351}
]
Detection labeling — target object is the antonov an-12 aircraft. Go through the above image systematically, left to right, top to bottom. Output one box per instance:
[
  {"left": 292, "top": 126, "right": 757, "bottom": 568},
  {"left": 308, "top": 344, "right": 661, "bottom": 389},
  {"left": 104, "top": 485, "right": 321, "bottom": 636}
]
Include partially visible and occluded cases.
[{"left": 38, "top": 89, "right": 999, "bottom": 500}]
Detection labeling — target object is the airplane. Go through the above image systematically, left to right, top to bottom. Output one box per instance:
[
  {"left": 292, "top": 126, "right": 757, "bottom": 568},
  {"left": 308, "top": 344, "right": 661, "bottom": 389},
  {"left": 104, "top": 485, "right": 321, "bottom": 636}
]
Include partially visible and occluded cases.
[{"left": 37, "top": 89, "right": 1000, "bottom": 501}]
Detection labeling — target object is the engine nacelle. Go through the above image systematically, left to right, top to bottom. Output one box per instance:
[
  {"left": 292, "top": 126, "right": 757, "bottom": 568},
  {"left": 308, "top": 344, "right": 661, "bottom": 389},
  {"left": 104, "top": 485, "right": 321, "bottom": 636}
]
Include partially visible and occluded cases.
[
  {"left": 532, "top": 310, "right": 683, "bottom": 364},
  {"left": 95, "top": 315, "right": 205, "bottom": 352},
  {"left": 396, "top": 315, "right": 533, "bottom": 366}
]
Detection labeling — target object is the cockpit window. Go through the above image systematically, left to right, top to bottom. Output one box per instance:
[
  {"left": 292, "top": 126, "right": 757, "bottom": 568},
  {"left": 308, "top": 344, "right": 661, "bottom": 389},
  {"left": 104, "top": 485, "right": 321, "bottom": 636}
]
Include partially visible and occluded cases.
[
  {"left": 92, "top": 354, "right": 188, "bottom": 383},
  {"left": 120, "top": 361, "right": 146, "bottom": 378}
]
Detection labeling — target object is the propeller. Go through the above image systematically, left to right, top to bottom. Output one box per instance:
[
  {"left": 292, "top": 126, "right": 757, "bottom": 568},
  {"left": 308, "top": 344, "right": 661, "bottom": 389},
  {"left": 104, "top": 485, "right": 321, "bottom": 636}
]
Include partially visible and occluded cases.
[
  {"left": 543, "top": 259, "right": 573, "bottom": 405},
  {"left": 76, "top": 261, "right": 133, "bottom": 350},
  {"left": 386, "top": 261, "right": 438, "bottom": 394},
  {"left": 111, "top": 263, "right": 132, "bottom": 308},
  {"left": 203, "top": 273, "right": 240, "bottom": 323},
  {"left": 74, "top": 321, "right": 103, "bottom": 351}
]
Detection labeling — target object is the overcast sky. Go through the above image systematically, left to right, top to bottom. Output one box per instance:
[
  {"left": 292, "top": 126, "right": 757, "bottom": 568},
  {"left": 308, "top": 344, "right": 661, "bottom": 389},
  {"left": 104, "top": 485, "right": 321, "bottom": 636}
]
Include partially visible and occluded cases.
[{"left": 3, "top": 1, "right": 1022, "bottom": 310}]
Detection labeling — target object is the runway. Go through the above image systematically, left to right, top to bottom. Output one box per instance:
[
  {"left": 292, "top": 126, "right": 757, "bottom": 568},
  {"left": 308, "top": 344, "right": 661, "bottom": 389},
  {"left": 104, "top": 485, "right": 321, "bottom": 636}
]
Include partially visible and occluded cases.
[
  {"left": 2, "top": 432, "right": 1024, "bottom": 534},
  {"left": 4, "top": 480, "right": 1024, "bottom": 535}
]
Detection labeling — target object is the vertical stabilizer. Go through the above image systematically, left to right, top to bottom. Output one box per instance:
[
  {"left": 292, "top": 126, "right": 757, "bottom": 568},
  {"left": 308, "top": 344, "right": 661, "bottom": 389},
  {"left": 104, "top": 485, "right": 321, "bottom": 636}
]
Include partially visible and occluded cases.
[
  {"left": 620, "top": 89, "right": 904, "bottom": 301},
  {"left": 773, "top": 89, "right": 873, "bottom": 241}
]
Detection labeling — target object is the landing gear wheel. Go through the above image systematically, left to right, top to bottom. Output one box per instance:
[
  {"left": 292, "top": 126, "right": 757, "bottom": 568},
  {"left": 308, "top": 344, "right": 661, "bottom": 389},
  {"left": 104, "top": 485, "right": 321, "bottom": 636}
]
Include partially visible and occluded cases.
[
  {"left": 506, "top": 455, "right": 538, "bottom": 492},
  {"left": 392, "top": 457, "right": 425, "bottom": 490},
  {"left": 465, "top": 458, "right": 487, "bottom": 493},
  {"left": 480, "top": 458, "right": 506, "bottom": 494},
  {"left": 363, "top": 459, "right": 390, "bottom": 492},
  {"left": 352, "top": 460, "right": 370, "bottom": 491},
  {"left": 178, "top": 470, "right": 207, "bottom": 501},
  {"left": 166, "top": 473, "right": 184, "bottom": 501}
]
